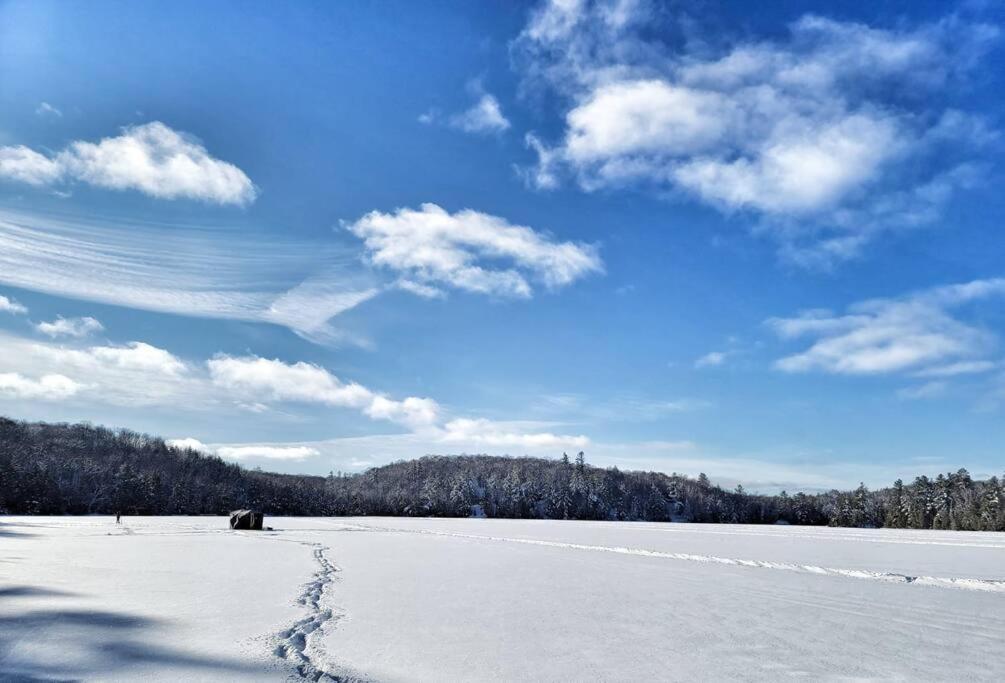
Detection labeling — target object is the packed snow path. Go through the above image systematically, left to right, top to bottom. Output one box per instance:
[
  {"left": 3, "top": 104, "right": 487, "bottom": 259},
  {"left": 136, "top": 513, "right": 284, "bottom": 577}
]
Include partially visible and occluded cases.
[{"left": 2, "top": 517, "right": 1004, "bottom": 681}]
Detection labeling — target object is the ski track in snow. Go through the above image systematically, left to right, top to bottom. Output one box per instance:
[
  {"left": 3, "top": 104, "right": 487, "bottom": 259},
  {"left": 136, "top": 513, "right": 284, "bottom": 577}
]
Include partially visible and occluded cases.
[
  {"left": 331, "top": 522, "right": 1005, "bottom": 594},
  {"left": 273, "top": 541, "right": 347, "bottom": 682}
]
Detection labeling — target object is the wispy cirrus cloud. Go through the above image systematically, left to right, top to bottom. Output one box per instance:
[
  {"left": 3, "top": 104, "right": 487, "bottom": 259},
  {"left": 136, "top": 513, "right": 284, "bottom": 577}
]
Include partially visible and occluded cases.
[
  {"left": 514, "top": 0, "right": 998, "bottom": 266},
  {"left": 35, "top": 102, "right": 62, "bottom": 118},
  {"left": 0, "top": 122, "right": 256, "bottom": 205},
  {"left": 346, "top": 203, "right": 602, "bottom": 298},
  {"left": 0, "top": 208, "right": 378, "bottom": 345},
  {"left": 768, "top": 278, "right": 1005, "bottom": 376},
  {"left": 694, "top": 351, "right": 729, "bottom": 369},
  {"left": 897, "top": 381, "right": 948, "bottom": 401},
  {"left": 535, "top": 392, "right": 710, "bottom": 424}
]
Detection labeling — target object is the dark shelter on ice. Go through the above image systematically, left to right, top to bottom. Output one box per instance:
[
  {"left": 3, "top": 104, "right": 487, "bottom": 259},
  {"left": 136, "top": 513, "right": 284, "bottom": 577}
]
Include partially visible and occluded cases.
[{"left": 229, "top": 509, "right": 264, "bottom": 530}]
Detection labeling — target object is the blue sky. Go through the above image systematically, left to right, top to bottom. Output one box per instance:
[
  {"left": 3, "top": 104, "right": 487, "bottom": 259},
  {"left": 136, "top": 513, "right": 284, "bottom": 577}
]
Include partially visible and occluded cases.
[{"left": 1, "top": 0, "right": 1004, "bottom": 491}]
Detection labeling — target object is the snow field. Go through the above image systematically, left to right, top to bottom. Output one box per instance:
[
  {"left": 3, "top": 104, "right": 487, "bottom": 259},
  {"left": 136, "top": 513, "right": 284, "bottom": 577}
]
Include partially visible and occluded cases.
[{"left": 2, "top": 516, "right": 1004, "bottom": 681}]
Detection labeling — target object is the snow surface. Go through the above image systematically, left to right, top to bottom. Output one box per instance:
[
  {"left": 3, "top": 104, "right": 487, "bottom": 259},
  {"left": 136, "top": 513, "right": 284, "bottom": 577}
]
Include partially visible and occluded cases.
[{"left": 2, "top": 516, "right": 1004, "bottom": 681}]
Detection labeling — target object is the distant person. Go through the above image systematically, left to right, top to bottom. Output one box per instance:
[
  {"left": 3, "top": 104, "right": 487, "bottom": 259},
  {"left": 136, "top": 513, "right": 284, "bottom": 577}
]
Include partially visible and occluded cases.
[{"left": 116, "top": 512, "right": 121, "bottom": 524}]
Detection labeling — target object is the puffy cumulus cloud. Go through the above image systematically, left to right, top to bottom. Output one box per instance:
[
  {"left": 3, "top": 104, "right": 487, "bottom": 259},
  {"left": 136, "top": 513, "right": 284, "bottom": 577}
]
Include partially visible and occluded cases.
[
  {"left": 514, "top": 1, "right": 998, "bottom": 265},
  {"left": 449, "top": 94, "right": 511, "bottom": 134},
  {"left": 0, "top": 122, "right": 256, "bottom": 205},
  {"left": 0, "top": 147, "right": 63, "bottom": 186},
  {"left": 346, "top": 203, "right": 601, "bottom": 298},
  {"left": 768, "top": 278, "right": 1005, "bottom": 375},
  {"left": 0, "top": 295, "right": 27, "bottom": 315},
  {"left": 35, "top": 316, "right": 104, "bottom": 339},
  {"left": 0, "top": 330, "right": 594, "bottom": 449},
  {"left": 3, "top": 336, "right": 199, "bottom": 408},
  {"left": 30, "top": 340, "right": 188, "bottom": 377},
  {"left": 85, "top": 342, "right": 187, "bottom": 376},
  {"left": 207, "top": 355, "right": 441, "bottom": 430},
  {"left": 208, "top": 356, "right": 375, "bottom": 408},
  {"left": 0, "top": 372, "right": 81, "bottom": 400},
  {"left": 438, "top": 418, "right": 589, "bottom": 448}
]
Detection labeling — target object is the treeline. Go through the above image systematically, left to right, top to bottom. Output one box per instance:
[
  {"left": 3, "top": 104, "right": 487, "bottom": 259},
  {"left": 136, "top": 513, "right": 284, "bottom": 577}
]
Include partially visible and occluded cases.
[{"left": 1, "top": 418, "right": 1002, "bottom": 530}]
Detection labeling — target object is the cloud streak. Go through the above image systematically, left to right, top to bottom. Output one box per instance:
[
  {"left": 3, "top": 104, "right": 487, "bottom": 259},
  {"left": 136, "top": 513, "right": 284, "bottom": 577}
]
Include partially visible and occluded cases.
[{"left": 0, "top": 208, "right": 378, "bottom": 343}]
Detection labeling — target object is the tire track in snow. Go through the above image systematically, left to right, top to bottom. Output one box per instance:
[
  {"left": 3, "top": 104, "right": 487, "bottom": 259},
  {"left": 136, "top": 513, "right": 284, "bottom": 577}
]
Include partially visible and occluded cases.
[
  {"left": 336, "top": 522, "right": 1005, "bottom": 594},
  {"left": 274, "top": 541, "right": 346, "bottom": 682}
]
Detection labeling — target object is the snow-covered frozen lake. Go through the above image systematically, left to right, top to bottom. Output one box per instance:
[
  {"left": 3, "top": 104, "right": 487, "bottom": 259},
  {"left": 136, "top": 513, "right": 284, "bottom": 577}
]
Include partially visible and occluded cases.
[{"left": 2, "top": 516, "right": 1004, "bottom": 681}]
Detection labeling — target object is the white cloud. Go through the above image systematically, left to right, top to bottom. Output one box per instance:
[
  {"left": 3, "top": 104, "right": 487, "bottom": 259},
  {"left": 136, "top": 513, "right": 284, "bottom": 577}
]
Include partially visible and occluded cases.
[
  {"left": 515, "top": 1, "right": 998, "bottom": 263},
  {"left": 564, "top": 80, "right": 733, "bottom": 163},
  {"left": 449, "top": 94, "right": 511, "bottom": 134},
  {"left": 35, "top": 102, "right": 62, "bottom": 118},
  {"left": 671, "top": 114, "right": 901, "bottom": 215},
  {"left": 0, "top": 122, "right": 256, "bottom": 205},
  {"left": 0, "top": 147, "right": 63, "bottom": 186},
  {"left": 346, "top": 203, "right": 602, "bottom": 298},
  {"left": 769, "top": 278, "right": 1005, "bottom": 375},
  {"left": 0, "top": 295, "right": 27, "bottom": 315},
  {"left": 35, "top": 316, "right": 104, "bottom": 339},
  {"left": 0, "top": 329, "right": 592, "bottom": 450},
  {"left": 0, "top": 334, "right": 202, "bottom": 408},
  {"left": 86, "top": 341, "right": 187, "bottom": 376},
  {"left": 694, "top": 351, "right": 728, "bottom": 368},
  {"left": 205, "top": 354, "right": 591, "bottom": 445},
  {"left": 207, "top": 355, "right": 441, "bottom": 431},
  {"left": 208, "top": 356, "right": 375, "bottom": 408},
  {"left": 0, "top": 372, "right": 81, "bottom": 400},
  {"left": 439, "top": 417, "right": 589, "bottom": 448},
  {"left": 166, "top": 437, "right": 319, "bottom": 461},
  {"left": 166, "top": 438, "right": 210, "bottom": 452},
  {"left": 215, "top": 445, "right": 320, "bottom": 461}
]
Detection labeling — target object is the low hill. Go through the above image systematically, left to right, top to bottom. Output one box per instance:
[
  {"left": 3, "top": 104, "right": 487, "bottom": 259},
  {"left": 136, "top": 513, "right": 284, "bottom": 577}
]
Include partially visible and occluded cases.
[{"left": 1, "top": 417, "right": 1002, "bottom": 530}]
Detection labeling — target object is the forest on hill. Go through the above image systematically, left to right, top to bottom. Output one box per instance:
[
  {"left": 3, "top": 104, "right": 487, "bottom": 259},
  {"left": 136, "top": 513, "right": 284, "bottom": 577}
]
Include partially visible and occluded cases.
[{"left": 1, "top": 417, "right": 1003, "bottom": 530}]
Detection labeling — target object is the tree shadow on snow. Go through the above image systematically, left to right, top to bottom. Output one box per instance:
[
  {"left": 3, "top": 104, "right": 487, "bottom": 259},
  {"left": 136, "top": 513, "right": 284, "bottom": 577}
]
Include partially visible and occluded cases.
[
  {"left": 0, "top": 521, "right": 36, "bottom": 538},
  {"left": 0, "top": 599, "right": 262, "bottom": 680}
]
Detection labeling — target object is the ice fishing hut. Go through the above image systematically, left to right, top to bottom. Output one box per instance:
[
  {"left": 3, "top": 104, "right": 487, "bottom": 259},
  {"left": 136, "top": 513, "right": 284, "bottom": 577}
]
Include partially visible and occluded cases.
[{"left": 229, "top": 509, "right": 264, "bottom": 530}]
